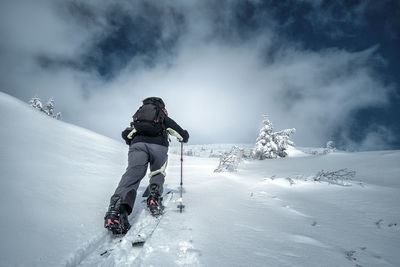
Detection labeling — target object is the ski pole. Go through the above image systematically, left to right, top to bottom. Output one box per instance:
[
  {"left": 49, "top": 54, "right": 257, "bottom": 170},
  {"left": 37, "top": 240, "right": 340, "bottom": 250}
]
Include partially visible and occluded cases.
[{"left": 177, "top": 142, "right": 185, "bottom": 213}]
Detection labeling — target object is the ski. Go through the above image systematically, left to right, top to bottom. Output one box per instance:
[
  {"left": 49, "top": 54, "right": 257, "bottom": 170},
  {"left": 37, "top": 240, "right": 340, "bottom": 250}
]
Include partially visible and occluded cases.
[
  {"left": 99, "top": 191, "right": 174, "bottom": 257},
  {"left": 129, "top": 191, "right": 174, "bottom": 247},
  {"left": 130, "top": 213, "right": 164, "bottom": 247}
]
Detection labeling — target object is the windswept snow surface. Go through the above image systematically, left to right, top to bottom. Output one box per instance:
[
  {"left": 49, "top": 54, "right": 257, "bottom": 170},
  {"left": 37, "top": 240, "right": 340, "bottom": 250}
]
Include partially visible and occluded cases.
[
  {"left": 0, "top": 92, "right": 127, "bottom": 266},
  {"left": 1, "top": 92, "right": 399, "bottom": 266}
]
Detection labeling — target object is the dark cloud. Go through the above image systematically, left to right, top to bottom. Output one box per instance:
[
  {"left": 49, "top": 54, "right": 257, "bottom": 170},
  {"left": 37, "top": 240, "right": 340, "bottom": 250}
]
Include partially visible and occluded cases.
[
  {"left": 30, "top": 1, "right": 186, "bottom": 81},
  {"left": 61, "top": 1, "right": 186, "bottom": 79}
]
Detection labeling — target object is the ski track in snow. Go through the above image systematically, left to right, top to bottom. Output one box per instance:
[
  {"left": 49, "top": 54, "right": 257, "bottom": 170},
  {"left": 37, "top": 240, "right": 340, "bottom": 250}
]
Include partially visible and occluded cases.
[{"left": 65, "top": 191, "right": 185, "bottom": 267}]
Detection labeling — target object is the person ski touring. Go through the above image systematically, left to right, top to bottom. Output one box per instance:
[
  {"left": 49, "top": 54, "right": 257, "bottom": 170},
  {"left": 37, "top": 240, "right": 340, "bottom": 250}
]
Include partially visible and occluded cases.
[{"left": 104, "top": 97, "right": 189, "bottom": 235}]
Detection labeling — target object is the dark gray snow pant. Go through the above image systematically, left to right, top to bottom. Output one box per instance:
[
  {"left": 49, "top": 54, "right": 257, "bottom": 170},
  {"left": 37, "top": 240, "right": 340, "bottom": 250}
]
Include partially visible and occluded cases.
[{"left": 112, "top": 142, "right": 168, "bottom": 214}]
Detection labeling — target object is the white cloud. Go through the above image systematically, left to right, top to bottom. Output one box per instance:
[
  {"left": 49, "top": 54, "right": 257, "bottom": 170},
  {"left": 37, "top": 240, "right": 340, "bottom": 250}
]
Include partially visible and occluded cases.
[{"left": 76, "top": 39, "right": 391, "bottom": 147}]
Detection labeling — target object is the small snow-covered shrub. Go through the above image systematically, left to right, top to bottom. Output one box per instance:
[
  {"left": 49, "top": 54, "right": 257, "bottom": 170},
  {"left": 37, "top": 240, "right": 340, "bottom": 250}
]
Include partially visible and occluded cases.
[
  {"left": 54, "top": 112, "right": 62, "bottom": 120},
  {"left": 252, "top": 115, "right": 295, "bottom": 159},
  {"left": 308, "top": 141, "right": 337, "bottom": 155},
  {"left": 214, "top": 146, "right": 244, "bottom": 173},
  {"left": 185, "top": 149, "right": 194, "bottom": 156},
  {"left": 209, "top": 149, "right": 220, "bottom": 158},
  {"left": 269, "top": 168, "right": 359, "bottom": 186},
  {"left": 313, "top": 169, "right": 356, "bottom": 186}
]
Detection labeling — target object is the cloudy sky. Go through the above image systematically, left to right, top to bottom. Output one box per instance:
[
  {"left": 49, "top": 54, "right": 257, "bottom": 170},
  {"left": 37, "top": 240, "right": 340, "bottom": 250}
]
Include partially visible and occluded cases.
[{"left": 1, "top": 0, "right": 399, "bottom": 150}]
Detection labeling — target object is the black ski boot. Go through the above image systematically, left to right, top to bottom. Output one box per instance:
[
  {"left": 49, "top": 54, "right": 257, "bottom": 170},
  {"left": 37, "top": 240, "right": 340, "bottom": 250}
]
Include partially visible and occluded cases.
[
  {"left": 146, "top": 185, "right": 164, "bottom": 217},
  {"left": 104, "top": 195, "right": 131, "bottom": 235}
]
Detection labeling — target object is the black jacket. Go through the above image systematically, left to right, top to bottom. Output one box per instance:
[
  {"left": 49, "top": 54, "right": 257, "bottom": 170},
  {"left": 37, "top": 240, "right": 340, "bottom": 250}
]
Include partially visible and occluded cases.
[{"left": 122, "top": 116, "right": 189, "bottom": 147}]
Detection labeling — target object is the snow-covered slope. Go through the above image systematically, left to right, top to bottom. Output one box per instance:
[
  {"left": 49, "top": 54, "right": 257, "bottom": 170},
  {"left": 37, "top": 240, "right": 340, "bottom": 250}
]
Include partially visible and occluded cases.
[
  {"left": 1, "top": 91, "right": 399, "bottom": 267},
  {"left": 0, "top": 92, "right": 127, "bottom": 266},
  {"left": 192, "top": 151, "right": 400, "bottom": 267}
]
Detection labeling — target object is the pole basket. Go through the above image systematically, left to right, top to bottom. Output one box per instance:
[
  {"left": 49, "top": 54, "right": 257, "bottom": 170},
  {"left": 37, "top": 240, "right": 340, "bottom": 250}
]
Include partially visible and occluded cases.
[{"left": 177, "top": 197, "right": 185, "bottom": 213}]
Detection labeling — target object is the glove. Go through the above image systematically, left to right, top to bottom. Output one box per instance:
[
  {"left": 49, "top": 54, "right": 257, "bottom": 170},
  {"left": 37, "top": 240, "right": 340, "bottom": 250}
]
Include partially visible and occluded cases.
[
  {"left": 121, "top": 127, "right": 133, "bottom": 145},
  {"left": 181, "top": 130, "right": 189, "bottom": 143}
]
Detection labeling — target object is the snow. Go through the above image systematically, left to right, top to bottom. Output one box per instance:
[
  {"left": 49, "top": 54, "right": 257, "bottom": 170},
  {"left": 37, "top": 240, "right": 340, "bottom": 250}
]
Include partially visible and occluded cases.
[
  {"left": 1, "top": 91, "right": 399, "bottom": 266},
  {"left": 0, "top": 92, "right": 126, "bottom": 266},
  {"left": 170, "top": 143, "right": 307, "bottom": 158},
  {"left": 170, "top": 143, "right": 254, "bottom": 158}
]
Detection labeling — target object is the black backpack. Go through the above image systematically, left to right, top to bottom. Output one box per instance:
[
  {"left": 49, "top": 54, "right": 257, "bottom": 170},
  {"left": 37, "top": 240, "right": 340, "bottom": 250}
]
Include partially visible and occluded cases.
[{"left": 132, "top": 97, "right": 167, "bottom": 136}]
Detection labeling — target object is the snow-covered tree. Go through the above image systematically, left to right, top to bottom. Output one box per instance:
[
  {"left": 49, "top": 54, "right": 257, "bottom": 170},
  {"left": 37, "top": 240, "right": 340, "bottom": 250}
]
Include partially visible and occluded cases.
[
  {"left": 28, "top": 96, "right": 62, "bottom": 120},
  {"left": 29, "top": 96, "right": 43, "bottom": 111},
  {"left": 43, "top": 98, "right": 54, "bottom": 116},
  {"left": 252, "top": 115, "right": 295, "bottom": 159},
  {"left": 315, "top": 140, "right": 337, "bottom": 155},
  {"left": 326, "top": 141, "right": 336, "bottom": 152}
]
